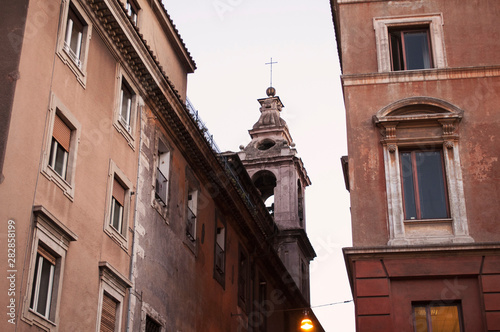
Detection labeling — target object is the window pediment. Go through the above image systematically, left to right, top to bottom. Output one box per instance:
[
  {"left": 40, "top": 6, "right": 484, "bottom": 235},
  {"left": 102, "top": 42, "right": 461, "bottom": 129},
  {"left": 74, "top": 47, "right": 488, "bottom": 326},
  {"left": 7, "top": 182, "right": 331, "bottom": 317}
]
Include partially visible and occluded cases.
[
  {"left": 374, "top": 97, "right": 464, "bottom": 144},
  {"left": 374, "top": 97, "right": 463, "bottom": 121}
]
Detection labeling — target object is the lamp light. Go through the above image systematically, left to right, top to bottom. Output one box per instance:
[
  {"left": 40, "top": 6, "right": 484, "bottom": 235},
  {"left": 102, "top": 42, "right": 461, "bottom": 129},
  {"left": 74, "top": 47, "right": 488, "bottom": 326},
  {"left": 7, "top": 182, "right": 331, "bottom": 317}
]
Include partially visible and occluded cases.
[{"left": 300, "top": 311, "right": 314, "bottom": 331}]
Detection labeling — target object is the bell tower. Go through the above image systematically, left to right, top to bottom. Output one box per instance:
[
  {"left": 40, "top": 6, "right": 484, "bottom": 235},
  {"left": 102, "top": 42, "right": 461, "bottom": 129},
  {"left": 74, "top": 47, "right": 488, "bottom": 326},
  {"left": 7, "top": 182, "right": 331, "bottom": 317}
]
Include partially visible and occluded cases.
[{"left": 238, "top": 87, "right": 315, "bottom": 299}]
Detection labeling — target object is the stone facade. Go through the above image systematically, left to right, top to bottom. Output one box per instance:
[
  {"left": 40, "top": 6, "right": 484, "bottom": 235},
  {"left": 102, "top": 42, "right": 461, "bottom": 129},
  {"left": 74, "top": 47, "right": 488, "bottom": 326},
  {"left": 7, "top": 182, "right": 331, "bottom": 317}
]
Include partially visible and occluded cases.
[{"left": 330, "top": 0, "right": 500, "bottom": 330}]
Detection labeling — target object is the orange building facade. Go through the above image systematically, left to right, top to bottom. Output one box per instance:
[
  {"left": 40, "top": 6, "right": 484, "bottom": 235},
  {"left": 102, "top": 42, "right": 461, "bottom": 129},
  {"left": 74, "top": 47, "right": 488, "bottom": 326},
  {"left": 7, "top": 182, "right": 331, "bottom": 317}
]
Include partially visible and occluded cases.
[
  {"left": 0, "top": 0, "right": 323, "bottom": 331},
  {"left": 330, "top": 0, "right": 500, "bottom": 331}
]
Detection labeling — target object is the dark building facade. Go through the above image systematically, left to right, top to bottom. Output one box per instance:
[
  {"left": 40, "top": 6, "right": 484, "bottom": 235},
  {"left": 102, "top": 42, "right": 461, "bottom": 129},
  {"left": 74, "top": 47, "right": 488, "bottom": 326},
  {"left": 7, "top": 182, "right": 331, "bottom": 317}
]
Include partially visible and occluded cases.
[{"left": 330, "top": 0, "right": 500, "bottom": 331}]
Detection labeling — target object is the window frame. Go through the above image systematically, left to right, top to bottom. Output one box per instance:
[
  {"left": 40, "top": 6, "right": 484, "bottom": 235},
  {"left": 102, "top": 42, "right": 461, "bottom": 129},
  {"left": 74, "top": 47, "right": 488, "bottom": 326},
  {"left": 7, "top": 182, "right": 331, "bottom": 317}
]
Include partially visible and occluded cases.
[
  {"left": 56, "top": 0, "right": 92, "bottom": 87},
  {"left": 125, "top": 0, "right": 140, "bottom": 26},
  {"left": 373, "top": 14, "right": 446, "bottom": 73},
  {"left": 389, "top": 27, "right": 433, "bottom": 71},
  {"left": 114, "top": 68, "right": 140, "bottom": 147},
  {"left": 42, "top": 93, "right": 81, "bottom": 201},
  {"left": 374, "top": 97, "right": 473, "bottom": 245},
  {"left": 48, "top": 120, "right": 70, "bottom": 181},
  {"left": 152, "top": 134, "right": 171, "bottom": 218},
  {"left": 399, "top": 149, "right": 450, "bottom": 221},
  {"left": 104, "top": 160, "right": 133, "bottom": 250},
  {"left": 186, "top": 189, "right": 198, "bottom": 242},
  {"left": 22, "top": 206, "right": 78, "bottom": 332},
  {"left": 213, "top": 211, "right": 226, "bottom": 287},
  {"left": 238, "top": 245, "right": 250, "bottom": 312},
  {"left": 29, "top": 246, "right": 56, "bottom": 319},
  {"left": 96, "top": 262, "right": 132, "bottom": 332},
  {"left": 140, "top": 302, "right": 166, "bottom": 332},
  {"left": 412, "top": 302, "right": 464, "bottom": 332}
]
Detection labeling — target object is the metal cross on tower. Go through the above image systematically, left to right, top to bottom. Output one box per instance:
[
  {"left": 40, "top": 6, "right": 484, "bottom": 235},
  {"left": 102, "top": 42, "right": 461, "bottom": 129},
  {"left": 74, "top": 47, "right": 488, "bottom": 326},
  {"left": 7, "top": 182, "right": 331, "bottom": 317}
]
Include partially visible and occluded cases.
[{"left": 265, "top": 57, "right": 278, "bottom": 87}]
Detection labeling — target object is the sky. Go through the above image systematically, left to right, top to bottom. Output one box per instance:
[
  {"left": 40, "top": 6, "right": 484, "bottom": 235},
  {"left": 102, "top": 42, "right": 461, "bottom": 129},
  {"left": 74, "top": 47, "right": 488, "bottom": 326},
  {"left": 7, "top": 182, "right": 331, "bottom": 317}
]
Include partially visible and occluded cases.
[{"left": 164, "top": 1, "right": 354, "bottom": 330}]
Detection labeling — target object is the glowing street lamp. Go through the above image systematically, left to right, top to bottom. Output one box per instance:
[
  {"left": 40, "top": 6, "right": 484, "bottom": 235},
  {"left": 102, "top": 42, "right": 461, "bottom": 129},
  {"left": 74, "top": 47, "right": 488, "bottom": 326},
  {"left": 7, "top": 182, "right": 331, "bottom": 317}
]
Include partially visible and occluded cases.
[{"left": 300, "top": 311, "right": 314, "bottom": 331}]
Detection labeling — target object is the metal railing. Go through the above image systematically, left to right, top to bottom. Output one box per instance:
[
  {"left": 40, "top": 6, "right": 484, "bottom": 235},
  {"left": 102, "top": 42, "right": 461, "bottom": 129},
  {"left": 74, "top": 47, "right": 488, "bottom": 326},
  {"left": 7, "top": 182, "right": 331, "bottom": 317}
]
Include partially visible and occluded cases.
[
  {"left": 63, "top": 42, "right": 82, "bottom": 68},
  {"left": 186, "top": 98, "right": 220, "bottom": 153},
  {"left": 186, "top": 99, "right": 258, "bottom": 214},
  {"left": 155, "top": 168, "right": 167, "bottom": 205},
  {"left": 186, "top": 207, "right": 196, "bottom": 242},
  {"left": 215, "top": 243, "right": 225, "bottom": 274}
]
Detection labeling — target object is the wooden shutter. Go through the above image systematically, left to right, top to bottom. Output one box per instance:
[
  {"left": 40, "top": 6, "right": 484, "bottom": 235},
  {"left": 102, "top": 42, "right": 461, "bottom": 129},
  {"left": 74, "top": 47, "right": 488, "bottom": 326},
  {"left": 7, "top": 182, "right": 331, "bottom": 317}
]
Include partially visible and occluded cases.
[
  {"left": 53, "top": 114, "right": 71, "bottom": 152},
  {"left": 113, "top": 177, "right": 126, "bottom": 206},
  {"left": 37, "top": 246, "right": 56, "bottom": 265},
  {"left": 100, "top": 294, "right": 117, "bottom": 332}
]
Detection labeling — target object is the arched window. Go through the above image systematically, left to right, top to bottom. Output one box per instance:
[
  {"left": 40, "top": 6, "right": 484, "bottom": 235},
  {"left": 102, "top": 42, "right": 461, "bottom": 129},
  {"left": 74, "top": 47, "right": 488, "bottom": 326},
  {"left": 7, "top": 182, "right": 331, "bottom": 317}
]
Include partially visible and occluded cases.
[{"left": 252, "top": 170, "right": 277, "bottom": 216}]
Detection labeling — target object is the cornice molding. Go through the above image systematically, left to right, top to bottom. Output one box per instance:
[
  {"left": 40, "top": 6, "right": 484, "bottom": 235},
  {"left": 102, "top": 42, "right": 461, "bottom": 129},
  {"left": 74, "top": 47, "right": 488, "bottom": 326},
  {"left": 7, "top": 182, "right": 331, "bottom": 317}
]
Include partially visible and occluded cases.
[
  {"left": 342, "top": 65, "right": 500, "bottom": 86},
  {"left": 343, "top": 242, "right": 500, "bottom": 257}
]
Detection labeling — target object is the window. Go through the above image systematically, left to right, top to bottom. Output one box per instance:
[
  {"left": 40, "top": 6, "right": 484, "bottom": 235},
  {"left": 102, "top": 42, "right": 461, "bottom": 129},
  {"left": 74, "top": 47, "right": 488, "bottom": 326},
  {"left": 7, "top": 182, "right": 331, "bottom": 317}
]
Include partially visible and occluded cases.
[
  {"left": 125, "top": 0, "right": 139, "bottom": 25},
  {"left": 56, "top": 1, "right": 91, "bottom": 86},
  {"left": 63, "top": 5, "right": 85, "bottom": 68},
  {"left": 373, "top": 14, "right": 446, "bottom": 72},
  {"left": 389, "top": 27, "right": 432, "bottom": 71},
  {"left": 114, "top": 70, "right": 140, "bottom": 146},
  {"left": 119, "top": 80, "right": 134, "bottom": 132},
  {"left": 42, "top": 94, "right": 81, "bottom": 200},
  {"left": 374, "top": 97, "right": 473, "bottom": 245},
  {"left": 49, "top": 114, "right": 71, "bottom": 180},
  {"left": 155, "top": 140, "right": 170, "bottom": 206},
  {"left": 400, "top": 150, "right": 449, "bottom": 220},
  {"left": 104, "top": 161, "right": 133, "bottom": 249},
  {"left": 252, "top": 170, "right": 277, "bottom": 216},
  {"left": 110, "top": 177, "right": 126, "bottom": 235},
  {"left": 298, "top": 180, "right": 304, "bottom": 226},
  {"left": 186, "top": 189, "right": 198, "bottom": 242},
  {"left": 23, "top": 206, "right": 78, "bottom": 331},
  {"left": 213, "top": 213, "right": 226, "bottom": 286},
  {"left": 29, "top": 246, "right": 56, "bottom": 319},
  {"left": 238, "top": 246, "right": 249, "bottom": 310},
  {"left": 301, "top": 260, "right": 309, "bottom": 299},
  {"left": 97, "top": 262, "right": 132, "bottom": 332},
  {"left": 257, "top": 279, "right": 267, "bottom": 332},
  {"left": 100, "top": 293, "right": 118, "bottom": 332},
  {"left": 140, "top": 302, "right": 166, "bottom": 332},
  {"left": 413, "top": 303, "right": 463, "bottom": 332},
  {"left": 145, "top": 316, "right": 162, "bottom": 332}
]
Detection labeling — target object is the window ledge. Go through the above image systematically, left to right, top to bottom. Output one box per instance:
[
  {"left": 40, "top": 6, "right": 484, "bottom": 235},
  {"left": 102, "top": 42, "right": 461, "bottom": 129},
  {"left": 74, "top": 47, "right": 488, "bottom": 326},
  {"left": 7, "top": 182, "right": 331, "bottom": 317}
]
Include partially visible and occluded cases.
[
  {"left": 57, "top": 49, "right": 87, "bottom": 88},
  {"left": 342, "top": 65, "right": 500, "bottom": 86},
  {"left": 113, "top": 122, "right": 136, "bottom": 150},
  {"left": 41, "top": 166, "right": 75, "bottom": 201},
  {"left": 152, "top": 198, "right": 169, "bottom": 223},
  {"left": 404, "top": 218, "right": 452, "bottom": 224},
  {"left": 104, "top": 227, "right": 129, "bottom": 251},
  {"left": 183, "top": 237, "right": 197, "bottom": 256},
  {"left": 22, "top": 310, "right": 57, "bottom": 332}
]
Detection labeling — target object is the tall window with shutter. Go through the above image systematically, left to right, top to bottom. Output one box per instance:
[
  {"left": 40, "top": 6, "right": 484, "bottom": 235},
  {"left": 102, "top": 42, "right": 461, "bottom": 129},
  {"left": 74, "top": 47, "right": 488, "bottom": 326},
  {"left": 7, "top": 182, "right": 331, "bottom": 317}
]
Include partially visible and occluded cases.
[
  {"left": 49, "top": 114, "right": 71, "bottom": 180},
  {"left": 110, "top": 177, "right": 126, "bottom": 235},
  {"left": 100, "top": 293, "right": 118, "bottom": 332}
]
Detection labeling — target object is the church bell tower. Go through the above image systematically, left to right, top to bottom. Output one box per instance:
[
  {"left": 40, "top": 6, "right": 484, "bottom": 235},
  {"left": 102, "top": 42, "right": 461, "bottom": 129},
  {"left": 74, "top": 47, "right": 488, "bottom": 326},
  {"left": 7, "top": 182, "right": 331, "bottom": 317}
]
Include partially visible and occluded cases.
[{"left": 238, "top": 86, "right": 315, "bottom": 299}]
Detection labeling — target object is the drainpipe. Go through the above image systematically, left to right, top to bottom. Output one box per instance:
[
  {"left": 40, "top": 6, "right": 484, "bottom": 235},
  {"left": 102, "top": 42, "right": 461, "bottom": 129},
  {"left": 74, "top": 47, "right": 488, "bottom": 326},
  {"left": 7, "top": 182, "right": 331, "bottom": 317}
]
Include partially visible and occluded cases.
[{"left": 126, "top": 102, "right": 144, "bottom": 332}]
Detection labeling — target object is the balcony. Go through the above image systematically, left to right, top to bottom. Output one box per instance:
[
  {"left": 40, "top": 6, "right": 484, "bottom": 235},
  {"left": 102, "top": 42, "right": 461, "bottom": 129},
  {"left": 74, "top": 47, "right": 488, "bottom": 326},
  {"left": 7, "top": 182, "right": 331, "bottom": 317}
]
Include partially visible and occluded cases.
[
  {"left": 155, "top": 168, "right": 168, "bottom": 205},
  {"left": 186, "top": 207, "right": 196, "bottom": 241},
  {"left": 215, "top": 243, "right": 225, "bottom": 274}
]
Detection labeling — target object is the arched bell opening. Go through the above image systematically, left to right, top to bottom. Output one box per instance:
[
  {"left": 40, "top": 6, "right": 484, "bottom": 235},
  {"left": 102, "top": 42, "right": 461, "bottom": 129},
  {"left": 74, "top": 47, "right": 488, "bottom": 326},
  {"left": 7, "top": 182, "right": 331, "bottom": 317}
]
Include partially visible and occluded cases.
[{"left": 252, "top": 170, "right": 277, "bottom": 216}]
